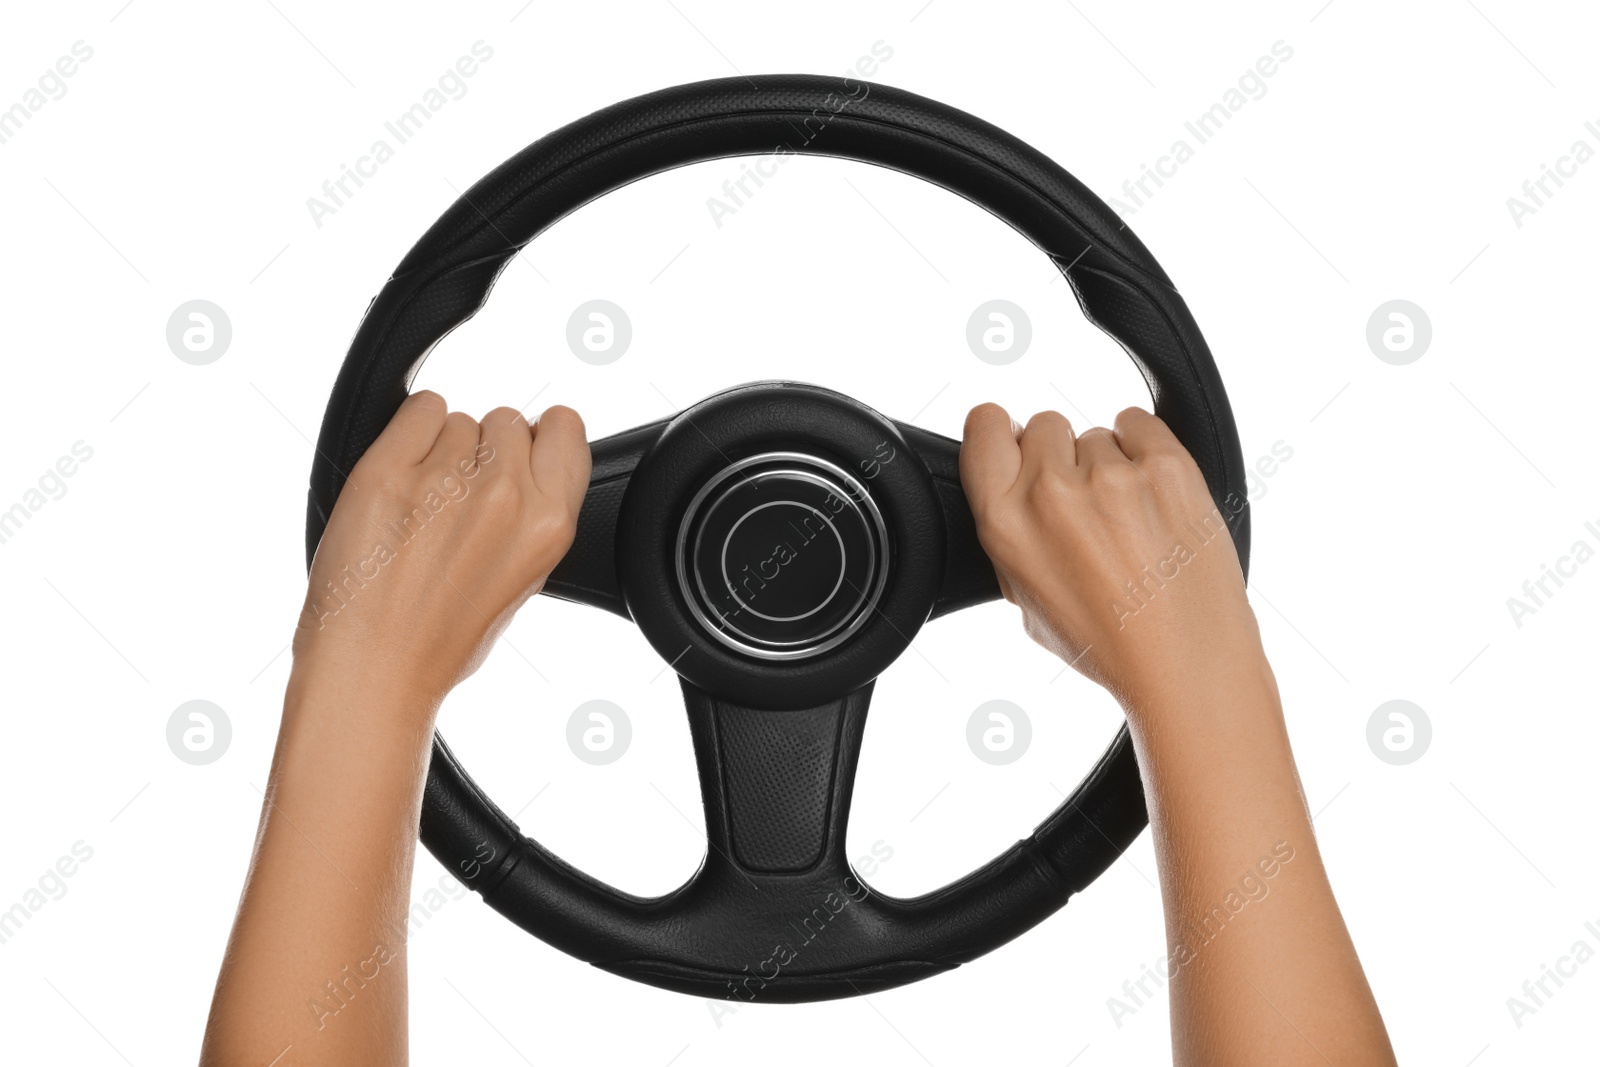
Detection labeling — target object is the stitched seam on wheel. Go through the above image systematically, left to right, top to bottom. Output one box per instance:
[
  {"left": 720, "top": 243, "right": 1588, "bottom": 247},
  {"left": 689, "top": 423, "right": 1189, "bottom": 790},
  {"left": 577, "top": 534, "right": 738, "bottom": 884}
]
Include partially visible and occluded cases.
[
  {"left": 1029, "top": 723, "right": 1138, "bottom": 858},
  {"left": 435, "top": 734, "right": 679, "bottom": 908},
  {"left": 1022, "top": 840, "right": 1067, "bottom": 890},
  {"left": 479, "top": 849, "right": 522, "bottom": 901}
]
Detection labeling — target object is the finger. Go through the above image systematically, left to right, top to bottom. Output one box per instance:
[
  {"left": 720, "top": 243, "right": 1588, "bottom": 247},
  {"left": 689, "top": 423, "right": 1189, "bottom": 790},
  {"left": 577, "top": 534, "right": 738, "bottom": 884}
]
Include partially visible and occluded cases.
[
  {"left": 362, "top": 390, "right": 449, "bottom": 467},
  {"left": 960, "top": 403, "right": 1024, "bottom": 507},
  {"left": 529, "top": 405, "right": 591, "bottom": 513},
  {"left": 476, "top": 406, "right": 533, "bottom": 475},
  {"left": 1112, "top": 406, "right": 1190, "bottom": 465},
  {"left": 426, "top": 410, "right": 482, "bottom": 469},
  {"left": 1017, "top": 410, "right": 1077, "bottom": 480},
  {"left": 1073, "top": 425, "right": 1134, "bottom": 468}
]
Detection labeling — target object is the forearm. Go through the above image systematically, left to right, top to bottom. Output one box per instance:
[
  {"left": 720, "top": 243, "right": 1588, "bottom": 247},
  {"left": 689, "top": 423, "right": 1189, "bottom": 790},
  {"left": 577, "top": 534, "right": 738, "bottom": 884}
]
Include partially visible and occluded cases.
[
  {"left": 957, "top": 404, "right": 1393, "bottom": 1061},
  {"left": 1125, "top": 648, "right": 1395, "bottom": 1066},
  {"left": 201, "top": 665, "right": 440, "bottom": 1066}
]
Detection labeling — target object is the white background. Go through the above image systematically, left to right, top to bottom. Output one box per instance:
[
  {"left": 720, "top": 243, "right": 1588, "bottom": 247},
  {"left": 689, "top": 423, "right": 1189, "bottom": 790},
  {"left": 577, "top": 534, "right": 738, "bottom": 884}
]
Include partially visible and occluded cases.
[{"left": 2, "top": 1, "right": 1596, "bottom": 1063}]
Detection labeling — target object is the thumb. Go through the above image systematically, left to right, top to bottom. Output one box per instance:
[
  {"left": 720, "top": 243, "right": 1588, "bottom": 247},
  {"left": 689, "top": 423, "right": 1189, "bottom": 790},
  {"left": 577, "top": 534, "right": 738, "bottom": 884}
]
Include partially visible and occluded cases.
[{"left": 960, "top": 402, "right": 1023, "bottom": 516}]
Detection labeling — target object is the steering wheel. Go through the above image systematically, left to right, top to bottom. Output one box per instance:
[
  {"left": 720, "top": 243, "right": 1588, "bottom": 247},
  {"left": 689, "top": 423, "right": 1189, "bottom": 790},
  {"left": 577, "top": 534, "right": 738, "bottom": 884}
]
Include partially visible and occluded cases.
[{"left": 305, "top": 74, "right": 1250, "bottom": 1003}]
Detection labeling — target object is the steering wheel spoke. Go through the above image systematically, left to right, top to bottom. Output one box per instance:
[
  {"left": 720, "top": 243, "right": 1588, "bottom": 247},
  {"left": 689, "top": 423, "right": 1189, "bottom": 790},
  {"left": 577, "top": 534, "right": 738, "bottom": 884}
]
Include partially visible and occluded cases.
[
  {"left": 540, "top": 419, "right": 667, "bottom": 617},
  {"left": 895, "top": 422, "right": 1003, "bottom": 619},
  {"left": 681, "top": 679, "right": 869, "bottom": 885}
]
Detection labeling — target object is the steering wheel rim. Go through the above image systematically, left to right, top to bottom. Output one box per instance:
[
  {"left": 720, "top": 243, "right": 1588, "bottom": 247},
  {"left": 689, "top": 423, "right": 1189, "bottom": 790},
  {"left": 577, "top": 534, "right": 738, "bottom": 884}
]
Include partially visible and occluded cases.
[{"left": 305, "top": 74, "right": 1251, "bottom": 1003}]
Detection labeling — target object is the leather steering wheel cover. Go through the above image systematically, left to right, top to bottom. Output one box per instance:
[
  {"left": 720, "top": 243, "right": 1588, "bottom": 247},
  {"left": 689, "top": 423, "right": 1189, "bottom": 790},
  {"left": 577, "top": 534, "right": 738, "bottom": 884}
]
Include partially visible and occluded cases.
[{"left": 306, "top": 74, "right": 1251, "bottom": 1001}]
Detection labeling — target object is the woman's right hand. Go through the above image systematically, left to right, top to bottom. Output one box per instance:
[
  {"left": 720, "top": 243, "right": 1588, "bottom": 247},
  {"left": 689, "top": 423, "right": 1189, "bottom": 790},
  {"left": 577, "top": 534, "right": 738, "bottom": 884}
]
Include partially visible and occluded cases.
[{"left": 958, "top": 402, "right": 1266, "bottom": 712}]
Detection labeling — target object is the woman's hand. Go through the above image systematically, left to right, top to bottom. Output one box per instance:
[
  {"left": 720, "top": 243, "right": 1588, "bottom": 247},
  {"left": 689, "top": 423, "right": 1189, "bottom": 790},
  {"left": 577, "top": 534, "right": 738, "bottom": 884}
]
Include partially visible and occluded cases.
[
  {"left": 292, "top": 390, "right": 591, "bottom": 704},
  {"left": 958, "top": 402, "right": 1264, "bottom": 713}
]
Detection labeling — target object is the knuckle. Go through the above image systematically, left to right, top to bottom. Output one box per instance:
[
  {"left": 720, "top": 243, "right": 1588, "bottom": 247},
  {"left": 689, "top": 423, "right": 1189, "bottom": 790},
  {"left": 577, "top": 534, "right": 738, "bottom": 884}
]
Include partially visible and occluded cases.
[
  {"left": 409, "top": 390, "right": 448, "bottom": 415},
  {"left": 966, "top": 401, "right": 1009, "bottom": 432},
  {"left": 538, "top": 405, "right": 586, "bottom": 439},
  {"left": 1113, "top": 405, "right": 1152, "bottom": 432},
  {"left": 484, "top": 406, "right": 526, "bottom": 429},
  {"left": 1025, "top": 409, "right": 1072, "bottom": 435},
  {"left": 1078, "top": 425, "right": 1115, "bottom": 445},
  {"left": 1141, "top": 450, "right": 1194, "bottom": 484},
  {"left": 1088, "top": 460, "right": 1144, "bottom": 493},
  {"left": 1023, "top": 468, "right": 1075, "bottom": 511},
  {"left": 476, "top": 472, "right": 522, "bottom": 512},
  {"left": 528, "top": 499, "right": 580, "bottom": 548},
  {"left": 974, "top": 504, "right": 1023, "bottom": 555}
]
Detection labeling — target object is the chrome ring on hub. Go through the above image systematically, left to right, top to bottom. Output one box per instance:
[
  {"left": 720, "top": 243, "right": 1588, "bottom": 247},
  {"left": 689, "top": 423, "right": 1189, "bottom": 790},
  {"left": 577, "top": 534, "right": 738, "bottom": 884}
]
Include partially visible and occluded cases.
[{"left": 674, "top": 451, "right": 890, "bottom": 661}]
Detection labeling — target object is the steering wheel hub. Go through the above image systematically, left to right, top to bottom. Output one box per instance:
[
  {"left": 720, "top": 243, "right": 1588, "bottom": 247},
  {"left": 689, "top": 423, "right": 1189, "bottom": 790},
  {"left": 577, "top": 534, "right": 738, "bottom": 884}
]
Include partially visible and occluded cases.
[{"left": 677, "top": 452, "right": 888, "bottom": 661}]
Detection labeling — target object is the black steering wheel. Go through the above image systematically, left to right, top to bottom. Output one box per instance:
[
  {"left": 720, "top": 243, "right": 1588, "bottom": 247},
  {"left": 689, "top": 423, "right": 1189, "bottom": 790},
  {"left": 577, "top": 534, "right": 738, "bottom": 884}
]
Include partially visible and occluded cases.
[{"left": 305, "top": 74, "right": 1250, "bottom": 1003}]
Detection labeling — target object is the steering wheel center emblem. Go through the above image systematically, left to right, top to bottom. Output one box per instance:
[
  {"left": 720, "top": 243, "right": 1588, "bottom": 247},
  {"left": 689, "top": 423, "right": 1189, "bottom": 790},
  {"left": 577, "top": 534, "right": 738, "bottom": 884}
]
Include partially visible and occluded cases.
[{"left": 676, "top": 452, "right": 889, "bottom": 661}]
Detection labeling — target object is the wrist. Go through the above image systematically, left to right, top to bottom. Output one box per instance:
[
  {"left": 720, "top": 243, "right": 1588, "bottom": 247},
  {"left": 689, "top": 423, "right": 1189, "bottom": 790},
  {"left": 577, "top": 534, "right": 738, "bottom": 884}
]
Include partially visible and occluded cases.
[
  {"left": 290, "top": 622, "right": 455, "bottom": 700},
  {"left": 1114, "top": 638, "right": 1280, "bottom": 736},
  {"left": 284, "top": 653, "right": 444, "bottom": 740}
]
